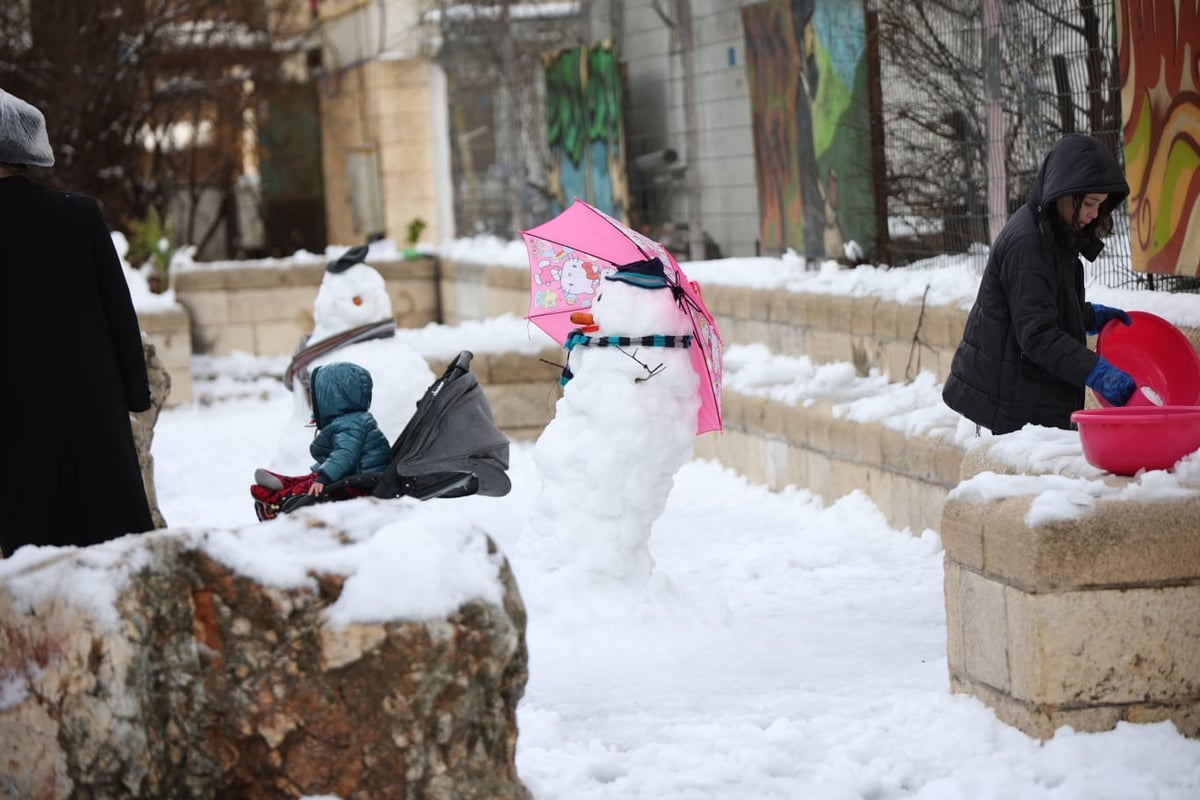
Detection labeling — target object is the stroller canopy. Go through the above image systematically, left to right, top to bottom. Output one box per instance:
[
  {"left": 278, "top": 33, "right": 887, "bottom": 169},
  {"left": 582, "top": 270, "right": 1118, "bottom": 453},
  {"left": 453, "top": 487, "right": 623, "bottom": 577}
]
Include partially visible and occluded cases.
[{"left": 373, "top": 351, "right": 511, "bottom": 499}]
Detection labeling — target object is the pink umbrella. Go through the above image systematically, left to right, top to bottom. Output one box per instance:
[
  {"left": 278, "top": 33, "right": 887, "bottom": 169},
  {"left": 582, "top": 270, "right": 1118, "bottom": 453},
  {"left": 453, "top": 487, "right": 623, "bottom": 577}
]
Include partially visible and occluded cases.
[{"left": 522, "top": 199, "right": 723, "bottom": 434}]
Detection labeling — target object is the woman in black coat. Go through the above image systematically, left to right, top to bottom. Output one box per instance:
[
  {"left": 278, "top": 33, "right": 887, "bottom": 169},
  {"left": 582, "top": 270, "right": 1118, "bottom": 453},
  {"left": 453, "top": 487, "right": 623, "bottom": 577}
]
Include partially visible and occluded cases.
[
  {"left": 0, "top": 89, "right": 154, "bottom": 555},
  {"left": 942, "top": 133, "right": 1137, "bottom": 435}
]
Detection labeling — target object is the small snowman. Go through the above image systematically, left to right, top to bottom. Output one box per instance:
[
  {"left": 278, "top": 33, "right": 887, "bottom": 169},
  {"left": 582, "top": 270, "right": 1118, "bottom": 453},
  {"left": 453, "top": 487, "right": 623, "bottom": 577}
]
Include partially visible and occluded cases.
[
  {"left": 308, "top": 245, "right": 395, "bottom": 344},
  {"left": 270, "top": 246, "right": 434, "bottom": 471},
  {"left": 528, "top": 256, "right": 700, "bottom": 585}
]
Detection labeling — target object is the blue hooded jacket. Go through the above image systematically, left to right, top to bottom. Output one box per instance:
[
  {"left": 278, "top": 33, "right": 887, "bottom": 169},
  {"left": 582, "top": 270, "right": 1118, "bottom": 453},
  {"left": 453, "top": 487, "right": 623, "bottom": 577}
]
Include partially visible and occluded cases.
[{"left": 308, "top": 362, "right": 392, "bottom": 483}]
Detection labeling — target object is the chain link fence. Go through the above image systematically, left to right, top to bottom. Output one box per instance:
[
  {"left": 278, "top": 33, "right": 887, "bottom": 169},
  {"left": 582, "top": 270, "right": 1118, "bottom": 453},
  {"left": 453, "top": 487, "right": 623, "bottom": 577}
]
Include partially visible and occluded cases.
[{"left": 873, "top": 0, "right": 1189, "bottom": 291}]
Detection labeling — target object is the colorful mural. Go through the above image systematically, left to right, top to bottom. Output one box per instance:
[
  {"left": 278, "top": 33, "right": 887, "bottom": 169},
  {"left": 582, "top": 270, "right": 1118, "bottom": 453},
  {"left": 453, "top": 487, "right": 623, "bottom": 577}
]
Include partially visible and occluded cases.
[
  {"left": 742, "top": 0, "right": 878, "bottom": 260},
  {"left": 1117, "top": 0, "right": 1200, "bottom": 276},
  {"left": 543, "top": 42, "right": 629, "bottom": 222}
]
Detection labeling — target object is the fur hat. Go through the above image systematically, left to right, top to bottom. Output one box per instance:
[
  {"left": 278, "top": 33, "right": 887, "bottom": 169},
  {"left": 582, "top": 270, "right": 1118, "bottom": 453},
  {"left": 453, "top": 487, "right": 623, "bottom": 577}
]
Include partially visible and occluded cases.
[{"left": 0, "top": 89, "right": 54, "bottom": 167}]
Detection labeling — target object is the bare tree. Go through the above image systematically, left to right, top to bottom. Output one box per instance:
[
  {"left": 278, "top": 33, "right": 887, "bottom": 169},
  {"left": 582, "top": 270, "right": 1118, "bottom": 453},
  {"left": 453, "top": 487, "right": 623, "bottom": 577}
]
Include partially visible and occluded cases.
[
  {"left": 0, "top": 0, "right": 312, "bottom": 255},
  {"left": 872, "top": 0, "right": 1122, "bottom": 257}
]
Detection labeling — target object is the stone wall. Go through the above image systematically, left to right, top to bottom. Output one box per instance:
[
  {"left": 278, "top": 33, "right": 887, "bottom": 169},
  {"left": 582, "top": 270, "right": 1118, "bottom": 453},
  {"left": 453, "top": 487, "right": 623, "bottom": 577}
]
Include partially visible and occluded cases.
[
  {"left": 315, "top": 52, "right": 447, "bottom": 247},
  {"left": 171, "top": 256, "right": 439, "bottom": 357},
  {"left": 437, "top": 259, "right": 967, "bottom": 383},
  {"left": 438, "top": 259, "right": 530, "bottom": 327},
  {"left": 709, "top": 288, "right": 967, "bottom": 385},
  {"left": 137, "top": 307, "right": 192, "bottom": 408},
  {"left": 699, "top": 395, "right": 963, "bottom": 534},
  {"left": 942, "top": 440, "right": 1200, "bottom": 739}
]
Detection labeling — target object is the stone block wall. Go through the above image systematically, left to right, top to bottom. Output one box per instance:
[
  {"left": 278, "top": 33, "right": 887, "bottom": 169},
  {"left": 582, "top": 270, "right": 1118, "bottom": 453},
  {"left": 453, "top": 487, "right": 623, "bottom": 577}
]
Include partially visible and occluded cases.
[
  {"left": 317, "top": 57, "right": 446, "bottom": 247},
  {"left": 172, "top": 256, "right": 439, "bottom": 357},
  {"left": 438, "top": 259, "right": 530, "bottom": 326},
  {"left": 437, "top": 260, "right": 967, "bottom": 383},
  {"left": 707, "top": 286, "right": 966, "bottom": 384},
  {"left": 137, "top": 306, "right": 192, "bottom": 408},
  {"left": 697, "top": 394, "right": 963, "bottom": 534},
  {"left": 941, "top": 444, "right": 1200, "bottom": 739}
]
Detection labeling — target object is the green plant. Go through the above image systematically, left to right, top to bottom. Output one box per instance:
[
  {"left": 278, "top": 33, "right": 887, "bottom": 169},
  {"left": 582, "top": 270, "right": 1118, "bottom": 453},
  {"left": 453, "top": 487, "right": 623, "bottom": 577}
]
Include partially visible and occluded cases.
[
  {"left": 127, "top": 207, "right": 175, "bottom": 291},
  {"left": 406, "top": 217, "right": 427, "bottom": 247}
]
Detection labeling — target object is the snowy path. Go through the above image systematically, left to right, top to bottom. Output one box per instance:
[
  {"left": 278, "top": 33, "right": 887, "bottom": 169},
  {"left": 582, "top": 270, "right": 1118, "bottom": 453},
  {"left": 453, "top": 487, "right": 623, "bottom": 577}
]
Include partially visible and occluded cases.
[{"left": 152, "top": 373, "right": 1200, "bottom": 800}]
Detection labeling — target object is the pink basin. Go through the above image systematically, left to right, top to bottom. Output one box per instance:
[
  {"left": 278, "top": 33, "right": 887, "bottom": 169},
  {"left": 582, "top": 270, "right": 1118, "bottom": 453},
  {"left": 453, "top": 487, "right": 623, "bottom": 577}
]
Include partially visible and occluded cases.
[
  {"left": 1095, "top": 311, "right": 1200, "bottom": 407},
  {"left": 1072, "top": 406, "right": 1200, "bottom": 475}
]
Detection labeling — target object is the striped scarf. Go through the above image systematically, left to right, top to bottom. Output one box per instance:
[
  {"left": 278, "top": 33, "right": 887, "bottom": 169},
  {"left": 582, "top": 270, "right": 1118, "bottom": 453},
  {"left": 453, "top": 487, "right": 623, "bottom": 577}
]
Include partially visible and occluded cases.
[
  {"left": 284, "top": 318, "right": 396, "bottom": 391},
  {"left": 559, "top": 330, "right": 693, "bottom": 385}
]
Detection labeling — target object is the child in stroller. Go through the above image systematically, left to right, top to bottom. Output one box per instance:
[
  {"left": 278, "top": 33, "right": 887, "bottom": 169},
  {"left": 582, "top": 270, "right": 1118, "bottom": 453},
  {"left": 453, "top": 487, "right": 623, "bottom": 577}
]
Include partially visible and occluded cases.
[
  {"left": 252, "top": 350, "right": 512, "bottom": 520},
  {"left": 252, "top": 361, "right": 390, "bottom": 519}
]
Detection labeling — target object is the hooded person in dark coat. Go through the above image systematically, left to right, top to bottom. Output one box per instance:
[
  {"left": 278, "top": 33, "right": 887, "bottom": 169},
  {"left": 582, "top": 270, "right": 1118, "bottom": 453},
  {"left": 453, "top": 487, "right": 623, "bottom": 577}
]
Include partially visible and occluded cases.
[
  {"left": 0, "top": 89, "right": 154, "bottom": 556},
  {"left": 942, "top": 133, "right": 1137, "bottom": 435}
]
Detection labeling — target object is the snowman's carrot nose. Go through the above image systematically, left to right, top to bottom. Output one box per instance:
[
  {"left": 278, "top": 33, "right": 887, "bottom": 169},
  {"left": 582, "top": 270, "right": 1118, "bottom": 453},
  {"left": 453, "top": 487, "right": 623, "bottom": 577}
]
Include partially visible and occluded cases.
[
  {"left": 353, "top": 296, "right": 363, "bottom": 306},
  {"left": 570, "top": 311, "right": 594, "bottom": 325}
]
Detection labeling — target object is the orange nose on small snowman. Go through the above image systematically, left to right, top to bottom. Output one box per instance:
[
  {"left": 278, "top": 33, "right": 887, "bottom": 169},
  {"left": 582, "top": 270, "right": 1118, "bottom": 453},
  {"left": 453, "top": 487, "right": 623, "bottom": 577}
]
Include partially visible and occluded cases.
[
  {"left": 352, "top": 296, "right": 363, "bottom": 306},
  {"left": 569, "top": 311, "right": 594, "bottom": 326}
]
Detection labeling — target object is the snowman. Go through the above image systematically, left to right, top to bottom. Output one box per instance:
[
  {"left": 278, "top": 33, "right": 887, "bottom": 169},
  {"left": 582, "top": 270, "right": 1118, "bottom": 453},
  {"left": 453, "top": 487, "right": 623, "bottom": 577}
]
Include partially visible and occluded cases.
[
  {"left": 308, "top": 244, "right": 395, "bottom": 344},
  {"left": 269, "top": 245, "right": 434, "bottom": 471},
  {"left": 528, "top": 256, "right": 700, "bottom": 585}
]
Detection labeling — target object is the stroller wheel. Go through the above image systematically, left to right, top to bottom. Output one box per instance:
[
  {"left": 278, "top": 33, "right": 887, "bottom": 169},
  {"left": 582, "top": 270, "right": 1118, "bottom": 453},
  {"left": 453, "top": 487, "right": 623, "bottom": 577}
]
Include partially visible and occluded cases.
[{"left": 279, "top": 493, "right": 317, "bottom": 515}]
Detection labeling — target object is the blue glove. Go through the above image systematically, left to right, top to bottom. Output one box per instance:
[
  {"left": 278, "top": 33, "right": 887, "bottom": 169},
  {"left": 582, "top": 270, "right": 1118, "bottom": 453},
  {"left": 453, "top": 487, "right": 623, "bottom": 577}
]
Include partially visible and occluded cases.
[
  {"left": 1088, "top": 303, "right": 1131, "bottom": 336},
  {"left": 1085, "top": 356, "right": 1136, "bottom": 406}
]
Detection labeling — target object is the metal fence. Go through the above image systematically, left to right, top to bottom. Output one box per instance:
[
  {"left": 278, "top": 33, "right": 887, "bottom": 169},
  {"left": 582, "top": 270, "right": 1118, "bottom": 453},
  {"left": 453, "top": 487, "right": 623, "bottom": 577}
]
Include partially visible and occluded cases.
[{"left": 872, "top": 0, "right": 1188, "bottom": 291}]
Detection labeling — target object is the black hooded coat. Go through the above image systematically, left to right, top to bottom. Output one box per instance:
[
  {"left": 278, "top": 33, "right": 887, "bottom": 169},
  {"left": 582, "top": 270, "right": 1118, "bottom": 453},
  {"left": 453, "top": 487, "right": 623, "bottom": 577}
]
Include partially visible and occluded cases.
[
  {"left": 941, "top": 134, "right": 1130, "bottom": 435},
  {"left": 0, "top": 175, "right": 154, "bottom": 555}
]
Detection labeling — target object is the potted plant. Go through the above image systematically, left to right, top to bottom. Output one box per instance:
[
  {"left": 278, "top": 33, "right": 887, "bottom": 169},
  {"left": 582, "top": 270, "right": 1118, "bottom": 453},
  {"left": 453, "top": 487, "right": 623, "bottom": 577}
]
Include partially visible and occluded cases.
[{"left": 127, "top": 208, "right": 175, "bottom": 293}]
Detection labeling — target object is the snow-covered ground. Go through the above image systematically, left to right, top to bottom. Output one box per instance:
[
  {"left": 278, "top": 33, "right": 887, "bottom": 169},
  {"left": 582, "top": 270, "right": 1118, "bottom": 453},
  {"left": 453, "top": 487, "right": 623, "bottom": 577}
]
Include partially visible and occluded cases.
[{"left": 137, "top": 238, "right": 1200, "bottom": 799}]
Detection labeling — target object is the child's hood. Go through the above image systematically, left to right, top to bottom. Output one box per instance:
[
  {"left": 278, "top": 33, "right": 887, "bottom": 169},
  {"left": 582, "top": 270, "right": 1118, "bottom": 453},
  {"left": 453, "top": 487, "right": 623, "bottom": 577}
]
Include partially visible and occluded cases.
[{"left": 310, "top": 362, "right": 374, "bottom": 427}]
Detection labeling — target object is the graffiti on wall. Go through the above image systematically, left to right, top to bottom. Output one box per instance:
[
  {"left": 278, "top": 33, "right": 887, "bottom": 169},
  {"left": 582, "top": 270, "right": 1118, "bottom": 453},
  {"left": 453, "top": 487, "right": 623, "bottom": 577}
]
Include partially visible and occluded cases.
[
  {"left": 742, "top": 0, "right": 877, "bottom": 261},
  {"left": 1117, "top": 0, "right": 1200, "bottom": 276},
  {"left": 543, "top": 42, "right": 629, "bottom": 221}
]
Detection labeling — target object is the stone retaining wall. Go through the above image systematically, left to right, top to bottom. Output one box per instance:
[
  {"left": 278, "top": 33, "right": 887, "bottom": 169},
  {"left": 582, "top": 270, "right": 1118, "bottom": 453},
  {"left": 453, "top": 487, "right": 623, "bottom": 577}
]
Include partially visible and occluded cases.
[
  {"left": 171, "top": 255, "right": 439, "bottom": 357},
  {"left": 437, "top": 259, "right": 968, "bottom": 383},
  {"left": 438, "top": 260, "right": 529, "bottom": 326},
  {"left": 137, "top": 306, "right": 192, "bottom": 408},
  {"left": 699, "top": 395, "right": 963, "bottom": 534},
  {"left": 942, "top": 442, "right": 1200, "bottom": 739}
]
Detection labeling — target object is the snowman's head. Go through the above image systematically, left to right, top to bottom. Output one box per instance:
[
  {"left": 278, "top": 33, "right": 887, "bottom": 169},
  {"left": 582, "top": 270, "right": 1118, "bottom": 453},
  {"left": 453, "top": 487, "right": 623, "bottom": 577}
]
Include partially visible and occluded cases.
[
  {"left": 309, "top": 249, "right": 394, "bottom": 343},
  {"left": 591, "top": 257, "right": 691, "bottom": 338}
]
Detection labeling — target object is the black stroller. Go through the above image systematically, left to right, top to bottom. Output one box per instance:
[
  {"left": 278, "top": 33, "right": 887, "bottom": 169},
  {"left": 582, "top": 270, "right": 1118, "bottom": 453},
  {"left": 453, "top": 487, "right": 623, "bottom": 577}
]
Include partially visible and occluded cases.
[{"left": 256, "top": 350, "right": 511, "bottom": 519}]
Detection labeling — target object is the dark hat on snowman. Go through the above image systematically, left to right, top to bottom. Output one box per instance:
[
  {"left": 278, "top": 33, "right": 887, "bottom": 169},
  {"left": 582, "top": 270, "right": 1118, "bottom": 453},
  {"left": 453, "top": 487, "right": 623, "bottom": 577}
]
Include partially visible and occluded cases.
[
  {"left": 327, "top": 244, "right": 369, "bottom": 274},
  {"left": 606, "top": 256, "right": 670, "bottom": 289}
]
